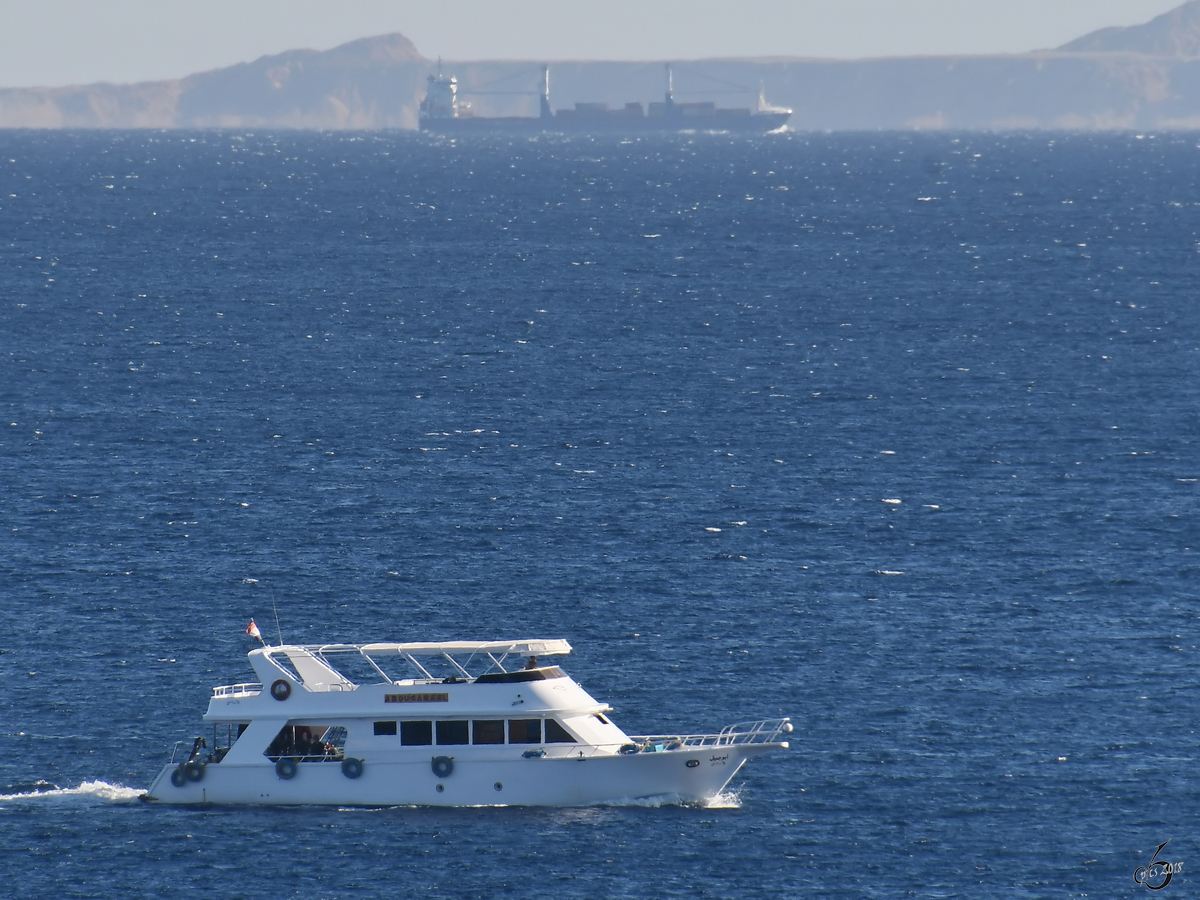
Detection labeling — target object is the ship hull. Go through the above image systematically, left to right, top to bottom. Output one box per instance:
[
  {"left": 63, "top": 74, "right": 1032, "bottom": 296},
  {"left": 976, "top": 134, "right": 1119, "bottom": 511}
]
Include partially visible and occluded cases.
[
  {"left": 419, "top": 113, "right": 789, "bottom": 135},
  {"left": 144, "top": 743, "right": 783, "bottom": 807}
]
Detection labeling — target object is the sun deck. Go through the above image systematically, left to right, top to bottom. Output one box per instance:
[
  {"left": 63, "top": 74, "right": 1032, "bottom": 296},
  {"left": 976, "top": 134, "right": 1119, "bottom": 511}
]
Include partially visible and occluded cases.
[{"left": 215, "top": 640, "right": 574, "bottom": 697}]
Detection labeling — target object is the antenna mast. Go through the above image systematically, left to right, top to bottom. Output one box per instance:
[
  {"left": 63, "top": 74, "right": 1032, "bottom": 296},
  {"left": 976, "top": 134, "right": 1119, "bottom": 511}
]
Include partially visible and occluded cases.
[
  {"left": 540, "top": 65, "right": 552, "bottom": 118},
  {"left": 271, "top": 593, "right": 284, "bottom": 647}
]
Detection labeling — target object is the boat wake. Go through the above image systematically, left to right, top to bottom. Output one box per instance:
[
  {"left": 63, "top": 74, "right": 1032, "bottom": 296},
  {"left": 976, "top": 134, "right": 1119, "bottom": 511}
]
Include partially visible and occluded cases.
[
  {"left": 0, "top": 779, "right": 145, "bottom": 805},
  {"left": 594, "top": 790, "right": 742, "bottom": 809},
  {"left": 702, "top": 790, "right": 742, "bottom": 809}
]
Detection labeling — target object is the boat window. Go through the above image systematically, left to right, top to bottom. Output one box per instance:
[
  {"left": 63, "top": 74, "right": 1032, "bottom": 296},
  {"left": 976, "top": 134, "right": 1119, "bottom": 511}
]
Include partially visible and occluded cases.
[
  {"left": 264, "top": 652, "right": 302, "bottom": 683},
  {"left": 475, "top": 666, "right": 566, "bottom": 684},
  {"left": 509, "top": 719, "right": 542, "bottom": 744},
  {"left": 544, "top": 719, "right": 577, "bottom": 743},
  {"left": 401, "top": 720, "right": 433, "bottom": 746},
  {"left": 436, "top": 720, "right": 469, "bottom": 745},
  {"left": 472, "top": 720, "right": 505, "bottom": 744},
  {"left": 374, "top": 721, "right": 398, "bottom": 736},
  {"left": 207, "top": 722, "right": 251, "bottom": 763},
  {"left": 264, "top": 724, "right": 346, "bottom": 761},
  {"left": 322, "top": 726, "right": 348, "bottom": 755}
]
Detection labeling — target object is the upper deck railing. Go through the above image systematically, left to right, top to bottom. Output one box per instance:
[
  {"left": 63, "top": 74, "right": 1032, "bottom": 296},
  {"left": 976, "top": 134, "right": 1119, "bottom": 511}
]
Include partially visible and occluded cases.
[
  {"left": 250, "top": 640, "right": 573, "bottom": 689},
  {"left": 212, "top": 682, "right": 263, "bottom": 698}
]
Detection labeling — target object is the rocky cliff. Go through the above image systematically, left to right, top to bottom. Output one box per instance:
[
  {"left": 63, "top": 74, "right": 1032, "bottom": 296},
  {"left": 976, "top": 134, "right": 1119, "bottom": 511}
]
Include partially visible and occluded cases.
[
  {"left": 1059, "top": 0, "right": 1200, "bottom": 55},
  {"left": 0, "top": 33, "right": 426, "bottom": 129}
]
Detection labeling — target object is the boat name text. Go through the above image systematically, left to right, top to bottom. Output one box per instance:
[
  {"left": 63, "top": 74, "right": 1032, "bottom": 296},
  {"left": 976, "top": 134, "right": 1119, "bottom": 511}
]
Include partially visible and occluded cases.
[{"left": 385, "top": 692, "right": 450, "bottom": 703}]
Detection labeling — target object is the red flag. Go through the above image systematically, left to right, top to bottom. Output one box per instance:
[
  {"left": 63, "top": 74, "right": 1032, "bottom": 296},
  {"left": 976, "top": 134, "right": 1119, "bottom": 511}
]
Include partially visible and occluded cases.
[{"left": 245, "top": 619, "right": 262, "bottom": 641}]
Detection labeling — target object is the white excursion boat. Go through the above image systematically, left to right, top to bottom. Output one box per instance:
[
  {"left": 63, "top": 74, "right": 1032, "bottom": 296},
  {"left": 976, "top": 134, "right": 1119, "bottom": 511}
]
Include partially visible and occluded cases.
[{"left": 144, "top": 639, "right": 791, "bottom": 806}]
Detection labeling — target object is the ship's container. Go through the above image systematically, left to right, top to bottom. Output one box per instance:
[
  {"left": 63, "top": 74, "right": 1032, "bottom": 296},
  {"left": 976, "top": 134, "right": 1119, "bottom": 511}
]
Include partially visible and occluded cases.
[{"left": 571, "top": 102, "right": 610, "bottom": 116}]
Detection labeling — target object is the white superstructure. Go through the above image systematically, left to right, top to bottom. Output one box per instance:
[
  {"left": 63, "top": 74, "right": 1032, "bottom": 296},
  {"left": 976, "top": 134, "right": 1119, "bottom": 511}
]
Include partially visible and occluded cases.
[
  {"left": 418, "top": 69, "right": 471, "bottom": 121},
  {"left": 145, "top": 639, "right": 791, "bottom": 806}
]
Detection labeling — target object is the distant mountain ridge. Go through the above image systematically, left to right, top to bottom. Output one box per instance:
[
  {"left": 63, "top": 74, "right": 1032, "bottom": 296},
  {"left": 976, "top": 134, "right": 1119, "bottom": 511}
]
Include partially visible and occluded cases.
[
  {"left": 1059, "top": 0, "right": 1200, "bottom": 55},
  {"left": 7, "top": 5, "right": 1200, "bottom": 130},
  {"left": 0, "top": 33, "right": 426, "bottom": 129},
  {"left": 176, "top": 33, "right": 424, "bottom": 128}
]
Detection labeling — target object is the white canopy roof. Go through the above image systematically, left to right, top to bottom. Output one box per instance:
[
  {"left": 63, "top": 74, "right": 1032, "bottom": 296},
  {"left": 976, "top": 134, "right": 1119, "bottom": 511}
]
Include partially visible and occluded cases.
[
  {"left": 259, "top": 639, "right": 572, "bottom": 659},
  {"left": 360, "top": 640, "right": 572, "bottom": 658}
]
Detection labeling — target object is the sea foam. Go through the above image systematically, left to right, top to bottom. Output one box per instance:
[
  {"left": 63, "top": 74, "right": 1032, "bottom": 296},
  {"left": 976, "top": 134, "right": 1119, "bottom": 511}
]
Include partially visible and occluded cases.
[{"left": 0, "top": 779, "right": 144, "bottom": 805}]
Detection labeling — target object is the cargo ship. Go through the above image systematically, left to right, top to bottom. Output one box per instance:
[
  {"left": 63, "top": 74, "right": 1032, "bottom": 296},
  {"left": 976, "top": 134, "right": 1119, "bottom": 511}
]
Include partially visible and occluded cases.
[{"left": 418, "top": 64, "right": 790, "bottom": 134}]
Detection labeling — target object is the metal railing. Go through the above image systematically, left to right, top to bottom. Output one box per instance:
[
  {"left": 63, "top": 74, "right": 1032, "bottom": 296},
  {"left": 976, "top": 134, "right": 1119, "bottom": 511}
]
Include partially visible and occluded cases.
[
  {"left": 211, "top": 682, "right": 263, "bottom": 698},
  {"left": 628, "top": 717, "right": 792, "bottom": 750},
  {"left": 526, "top": 718, "right": 792, "bottom": 760}
]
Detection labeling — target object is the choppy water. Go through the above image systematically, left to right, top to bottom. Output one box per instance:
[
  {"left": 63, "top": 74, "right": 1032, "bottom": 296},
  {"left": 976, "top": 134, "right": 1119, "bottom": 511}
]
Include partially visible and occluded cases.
[{"left": 1, "top": 128, "right": 1198, "bottom": 898}]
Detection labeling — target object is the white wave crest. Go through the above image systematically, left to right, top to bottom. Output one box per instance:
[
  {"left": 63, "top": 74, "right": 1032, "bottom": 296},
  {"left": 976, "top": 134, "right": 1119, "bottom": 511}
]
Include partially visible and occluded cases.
[
  {"left": 0, "top": 779, "right": 144, "bottom": 804},
  {"left": 592, "top": 790, "right": 742, "bottom": 809},
  {"left": 702, "top": 790, "right": 742, "bottom": 809},
  {"left": 593, "top": 793, "right": 683, "bottom": 808}
]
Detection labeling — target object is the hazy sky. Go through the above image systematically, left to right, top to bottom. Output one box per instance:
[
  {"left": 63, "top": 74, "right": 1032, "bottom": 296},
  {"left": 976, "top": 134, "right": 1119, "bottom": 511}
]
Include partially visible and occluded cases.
[{"left": 0, "top": 0, "right": 1185, "bottom": 88}]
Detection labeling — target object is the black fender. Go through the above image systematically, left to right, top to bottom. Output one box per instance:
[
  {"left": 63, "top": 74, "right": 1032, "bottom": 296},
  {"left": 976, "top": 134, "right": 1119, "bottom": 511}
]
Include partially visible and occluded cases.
[{"left": 183, "top": 761, "right": 206, "bottom": 782}]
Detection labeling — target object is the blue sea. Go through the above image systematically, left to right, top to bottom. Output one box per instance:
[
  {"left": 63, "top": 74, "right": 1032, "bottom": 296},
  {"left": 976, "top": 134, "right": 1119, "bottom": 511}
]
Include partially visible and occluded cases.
[{"left": 1, "top": 128, "right": 1198, "bottom": 898}]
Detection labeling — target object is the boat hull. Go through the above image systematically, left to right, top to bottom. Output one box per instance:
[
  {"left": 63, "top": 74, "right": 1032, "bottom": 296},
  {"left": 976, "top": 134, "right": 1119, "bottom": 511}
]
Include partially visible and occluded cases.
[
  {"left": 419, "top": 113, "right": 789, "bottom": 135},
  {"left": 144, "top": 743, "right": 783, "bottom": 807}
]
